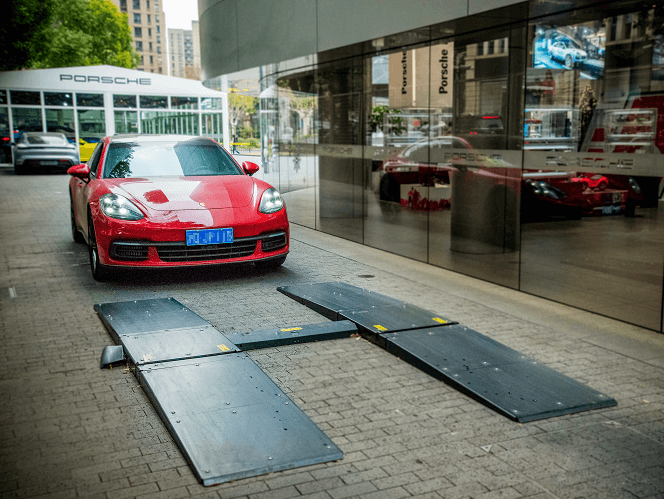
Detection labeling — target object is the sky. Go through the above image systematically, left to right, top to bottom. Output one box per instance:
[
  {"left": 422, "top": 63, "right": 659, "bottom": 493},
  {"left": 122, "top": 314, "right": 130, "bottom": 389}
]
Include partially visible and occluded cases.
[{"left": 161, "top": 0, "right": 199, "bottom": 31}]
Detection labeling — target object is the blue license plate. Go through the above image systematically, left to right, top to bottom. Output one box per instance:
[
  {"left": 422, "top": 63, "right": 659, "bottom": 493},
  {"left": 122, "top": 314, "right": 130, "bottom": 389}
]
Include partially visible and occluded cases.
[{"left": 185, "top": 228, "right": 233, "bottom": 246}]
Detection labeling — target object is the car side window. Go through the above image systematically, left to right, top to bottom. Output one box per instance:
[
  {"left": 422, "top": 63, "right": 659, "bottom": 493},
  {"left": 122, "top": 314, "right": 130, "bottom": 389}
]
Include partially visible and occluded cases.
[{"left": 88, "top": 143, "right": 104, "bottom": 176}]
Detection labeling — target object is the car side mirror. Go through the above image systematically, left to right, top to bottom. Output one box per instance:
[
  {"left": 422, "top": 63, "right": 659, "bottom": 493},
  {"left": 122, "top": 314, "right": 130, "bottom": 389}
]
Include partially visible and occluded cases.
[
  {"left": 242, "top": 161, "right": 260, "bottom": 176},
  {"left": 68, "top": 163, "right": 91, "bottom": 180}
]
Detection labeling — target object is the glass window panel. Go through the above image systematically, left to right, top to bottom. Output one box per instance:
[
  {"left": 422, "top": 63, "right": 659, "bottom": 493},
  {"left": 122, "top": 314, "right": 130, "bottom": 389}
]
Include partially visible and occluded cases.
[
  {"left": 520, "top": 5, "right": 663, "bottom": 331},
  {"left": 135, "top": 26, "right": 142, "bottom": 37},
  {"left": 426, "top": 27, "right": 522, "bottom": 290},
  {"left": 362, "top": 45, "right": 430, "bottom": 261},
  {"left": 315, "top": 57, "right": 363, "bottom": 242},
  {"left": 0, "top": 90, "right": 9, "bottom": 105},
  {"left": 10, "top": 90, "right": 41, "bottom": 105},
  {"left": 44, "top": 92, "right": 73, "bottom": 106},
  {"left": 76, "top": 93, "right": 103, "bottom": 107},
  {"left": 113, "top": 94, "right": 137, "bottom": 108},
  {"left": 140, "top": 95, "right": 168, "bottom": 108},
  {"left": 171, "top": 96, "right": 198, "bottom": 109},
  {"left": 201, "top": 97, "right": 223, "bottom": 110},
  {"left": 0, "top": 107, "right": 10, "bottom": 163},
  {"left": 11, "top": 107, "right": 42, "bottom": 137},
  {"left": 45, "top": 109, "right": 75, "bottom": 142},
  {"left": 77, "top": 109, "right": 106, "bottom": 142},
  {"left": 114, "top": 110, "right": 138, "bottom": 134},
  {"left": 140, "top": 111, "right": 199, "bottom": 135}
]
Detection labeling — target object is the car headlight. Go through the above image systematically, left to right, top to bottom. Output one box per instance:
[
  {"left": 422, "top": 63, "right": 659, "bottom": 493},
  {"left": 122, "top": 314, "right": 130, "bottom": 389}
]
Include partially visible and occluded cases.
[
  {"left": 628, "top": 178, "right": 641, "bottom": 194},
  {"left": 259, "top": 188, "right": 284, "bottom": 214},
  {"left": 99, "top": 193, "right": 144, "bottom": 220}
]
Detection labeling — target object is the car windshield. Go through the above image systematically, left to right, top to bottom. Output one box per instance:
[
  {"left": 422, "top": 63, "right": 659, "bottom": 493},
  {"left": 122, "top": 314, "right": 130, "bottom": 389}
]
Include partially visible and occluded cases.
[
  {"left": 26, "top": 133, "right": 67, "bottom": 145},
  {"left": 102, "top": 138, "right": 243, "bottom": 178}
]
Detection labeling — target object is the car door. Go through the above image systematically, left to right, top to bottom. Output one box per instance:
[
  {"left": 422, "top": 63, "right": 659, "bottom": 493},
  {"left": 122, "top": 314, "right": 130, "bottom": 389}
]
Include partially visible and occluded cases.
[{"left": 74, "top": 141, "right": 104, "bottom": 239}]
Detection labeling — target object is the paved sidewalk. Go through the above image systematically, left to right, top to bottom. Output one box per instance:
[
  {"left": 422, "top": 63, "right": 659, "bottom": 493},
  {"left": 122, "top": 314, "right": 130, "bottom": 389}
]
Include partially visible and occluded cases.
[{"left": 0, "top": 171, "right": 663, "bottom": 499}]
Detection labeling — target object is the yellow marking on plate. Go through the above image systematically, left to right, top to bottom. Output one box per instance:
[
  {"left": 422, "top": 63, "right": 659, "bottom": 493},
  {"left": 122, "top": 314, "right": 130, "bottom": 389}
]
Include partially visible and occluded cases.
[
  {"left": 432, "top": 318, "right": 448, "bottom": 324},
  {"left": 374, "top": 325, "right": 387, "bottom": 331},
  {"left": 280, "top": 327, "right": 303, "bottom": 332},
  {"left": 217, "top": 344, "right": 231, "bottom": 352}
]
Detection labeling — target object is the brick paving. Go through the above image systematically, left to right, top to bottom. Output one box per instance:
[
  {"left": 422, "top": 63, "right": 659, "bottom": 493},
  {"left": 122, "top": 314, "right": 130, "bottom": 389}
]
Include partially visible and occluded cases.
[{"left": 0, "top": 170, "right": 663, "bottom": 499}]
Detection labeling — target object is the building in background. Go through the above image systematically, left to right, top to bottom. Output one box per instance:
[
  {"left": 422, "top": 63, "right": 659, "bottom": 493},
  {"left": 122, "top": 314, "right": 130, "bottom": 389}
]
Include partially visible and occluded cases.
[
  {"left": 111, "top": 0, "right": 166, "bottom": 74},
  {"left": 199, "top": 0, "right": 664, "bottom": 334},
  {"left": 169, "top": 22, "right": 201, "bottom": 80},
  {"left": 0, "top": 65, "right": 229, "bottom": 164}
]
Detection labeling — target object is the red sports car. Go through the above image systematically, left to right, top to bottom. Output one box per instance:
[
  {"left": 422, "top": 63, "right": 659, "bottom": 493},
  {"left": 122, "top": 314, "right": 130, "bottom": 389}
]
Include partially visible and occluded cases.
[{"left": 68, "top": 135, "right": 289, "bottom": 280}]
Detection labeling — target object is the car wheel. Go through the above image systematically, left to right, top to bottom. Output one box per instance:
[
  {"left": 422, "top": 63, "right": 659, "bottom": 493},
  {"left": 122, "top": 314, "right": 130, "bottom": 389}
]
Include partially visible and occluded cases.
[
  {"left": 565, "top": 54, "right": 573, "bottom": 68},
  {"left": 13, "top": 163, "right": 26, "bottom": 175},
  {"left": 598, "top": 181, "right": 607, "bottom": 190},
  {"left": 70, "top": 196, "right": 85, "bottom": 243},
  {"left": 88, "top": 214, "right": 109, "bottom": 281},
  {"left": 255, "top": 255, "right": 286, "bottom": 271}
]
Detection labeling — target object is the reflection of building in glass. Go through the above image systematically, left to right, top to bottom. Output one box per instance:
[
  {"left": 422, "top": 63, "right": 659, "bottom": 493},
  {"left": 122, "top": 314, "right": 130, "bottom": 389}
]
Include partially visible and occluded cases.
[{"left": 199, "top": 1, "right": 664, "bottom": 334}]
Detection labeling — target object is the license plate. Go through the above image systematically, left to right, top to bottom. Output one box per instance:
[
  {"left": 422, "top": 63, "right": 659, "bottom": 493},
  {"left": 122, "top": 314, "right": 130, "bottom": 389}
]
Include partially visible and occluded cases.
[
  {"left": 42, "top": 160, "right": 58, "bottom": 166},
  {"left": 186, "top": 228, "right": 233, "bottom": 246}
]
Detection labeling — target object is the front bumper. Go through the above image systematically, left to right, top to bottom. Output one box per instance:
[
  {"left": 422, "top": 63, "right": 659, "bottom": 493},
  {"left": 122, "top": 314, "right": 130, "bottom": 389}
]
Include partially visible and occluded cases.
[{"left": 94, "top": 209, "right": 289, "bottom": 267}]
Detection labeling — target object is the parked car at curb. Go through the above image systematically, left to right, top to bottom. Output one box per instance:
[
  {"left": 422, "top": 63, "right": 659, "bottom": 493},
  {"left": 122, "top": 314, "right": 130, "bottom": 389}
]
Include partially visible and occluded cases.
[
  {"left": 12, "top": 132, "right": 80, "bottom": 174},
  {"left": 68, "top": 134, "right": 289, "bottom": 280}
]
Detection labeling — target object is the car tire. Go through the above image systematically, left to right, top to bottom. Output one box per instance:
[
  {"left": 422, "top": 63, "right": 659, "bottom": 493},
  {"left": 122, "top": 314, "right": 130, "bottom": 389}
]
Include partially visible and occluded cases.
[
  {"left": 565, "top": 54, "right": 573, "bottom": 68},
  {"left": 13, "top": 163, "right": 26, "bottom": 175},
  {"left": 598, "top": 181, "right": 607, "bottom": 190},
  {"left": 70, "top": 195, "right": 85, "bottom": 243},
  {"left": 88, "top": 213, "right": 109, "bottom": 281},
  {"left": 255, "top": 255, "right": 286, "bottom": 271}
]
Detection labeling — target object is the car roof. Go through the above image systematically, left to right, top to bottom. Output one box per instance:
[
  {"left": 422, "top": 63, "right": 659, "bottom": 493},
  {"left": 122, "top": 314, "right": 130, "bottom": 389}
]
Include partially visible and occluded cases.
[{"left": 109, "top": 134, "right": 217, "bottom": 144}]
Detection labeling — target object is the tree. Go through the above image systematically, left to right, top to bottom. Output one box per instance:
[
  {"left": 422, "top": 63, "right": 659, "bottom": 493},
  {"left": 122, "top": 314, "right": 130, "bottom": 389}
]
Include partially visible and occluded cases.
[
  {"left": 0, "top": 0, "right": 139, "bottom": 71},
  {"left": 0, "top": 1, "right": 55, "bottom": 71},
  {"left": 184, "top": 64, "right": 202, "bottom": 81},
  {"left": 228, "top": 92, "right": 258, "bottom": 137}
]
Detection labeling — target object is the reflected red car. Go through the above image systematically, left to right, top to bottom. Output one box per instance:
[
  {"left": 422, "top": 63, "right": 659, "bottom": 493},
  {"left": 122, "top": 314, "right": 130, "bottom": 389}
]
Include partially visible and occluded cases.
[
  {"left": 69, "top": 135, "right": 289, "bottom": 280},
  {"left": 379, "top": 137, "right": 594, "bottom": 220},
  {"left": 571, "top": 173, "right": 609, "bottom": 190}
]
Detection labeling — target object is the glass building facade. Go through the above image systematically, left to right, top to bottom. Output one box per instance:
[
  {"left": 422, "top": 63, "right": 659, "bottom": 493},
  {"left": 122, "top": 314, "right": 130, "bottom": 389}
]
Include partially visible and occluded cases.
[{"left": 219, "top": 1, "right": 664, "bottom": 332}]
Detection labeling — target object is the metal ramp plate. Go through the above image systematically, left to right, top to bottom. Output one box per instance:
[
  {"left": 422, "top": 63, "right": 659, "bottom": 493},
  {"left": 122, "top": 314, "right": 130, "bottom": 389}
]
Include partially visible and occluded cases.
[
  {"left": 278, "top": 282, "right": 454, "bottom": 329},
  {"left": 278, "top": 282, "right": 403, "bottom": 320},
  {"left": 95, "top": 298, "right": 209, "bottom": 342},
  {"left": 340, "top": 303, "right": 453, "bottom": 334},
  {"left": 224, "top": 321, "right": 358, "bottom": 350},
  {"left": 119, "top": 325, "right": 239, "bottom": 365},
  {"left": 381, "top": 326, "right": 617, "bottom": 422},
  {"left": 137, "top": 354, "right": 343, "bottom": 485}
]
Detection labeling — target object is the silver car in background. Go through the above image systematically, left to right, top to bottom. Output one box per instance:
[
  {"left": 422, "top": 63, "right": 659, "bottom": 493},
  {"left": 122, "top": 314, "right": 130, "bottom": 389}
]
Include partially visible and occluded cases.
[{"left": 12, "top": 132, "right": 80, "bottom": 175}]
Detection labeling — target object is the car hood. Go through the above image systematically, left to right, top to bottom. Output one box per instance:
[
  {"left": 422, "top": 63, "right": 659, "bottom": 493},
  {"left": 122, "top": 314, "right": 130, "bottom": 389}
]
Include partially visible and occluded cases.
[{"left": 111, "top": 176, "right": 256, "bottom": 211}]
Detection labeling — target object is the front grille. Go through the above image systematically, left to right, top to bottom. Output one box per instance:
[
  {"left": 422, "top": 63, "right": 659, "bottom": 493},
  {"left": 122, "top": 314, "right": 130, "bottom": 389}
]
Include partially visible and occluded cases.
[
  {"left": 261, "top": 232, "right": 287, "bottom": 252},
  {"left": 156, "top": 238, "right": 257, "bottom": 262},
  {"left": 109, "top": 242, "right": 149, "bottom": 261}
]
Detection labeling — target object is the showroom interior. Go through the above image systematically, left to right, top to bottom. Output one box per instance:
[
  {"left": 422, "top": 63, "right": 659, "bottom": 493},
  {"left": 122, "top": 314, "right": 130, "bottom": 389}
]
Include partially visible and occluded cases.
[{"left": 200, "top": 0, "right": 664, "bottom": 333}]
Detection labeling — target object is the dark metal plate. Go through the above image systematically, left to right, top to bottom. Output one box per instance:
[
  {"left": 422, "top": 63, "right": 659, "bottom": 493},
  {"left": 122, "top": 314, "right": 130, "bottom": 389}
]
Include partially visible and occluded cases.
[
  {"left": 277, "top": 282, "right": 402, "bottom": 321},
  {"left": 95, "top": 298, "right": 209, "bottom": 342},
  {"left": 340, "top": 303, "right": 454, "bottom": 335},
  {"left": 225, "top": 321, "right": 358, "bottom": 350},
  {"left": 119, "top": 325, "right": 239, "bottom": 365},
  {"left": 381, "top": 325, "right": 525, "bottom": 370},
  {"left": 381, "top": 326, "right": 616, "bottom": 422},
  {"left": 137, "top": 355, "right": 342, "bottom": 485}
]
